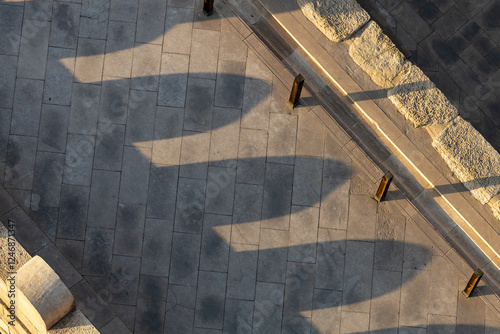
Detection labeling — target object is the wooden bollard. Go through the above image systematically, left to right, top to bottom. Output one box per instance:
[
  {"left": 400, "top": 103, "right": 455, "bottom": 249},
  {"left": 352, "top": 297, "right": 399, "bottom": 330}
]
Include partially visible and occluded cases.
[
  {"left": 203, "top": 0, "right": 214, "bottom": 16},
  {"left": 288, "top": 74, "right": 304, "bottom": 108},
  {"left": 374, "top": 171, "right": 393, "bottom": 202},
  {"left": 462, "top": 268, "right": 483, "bottom": 298}
]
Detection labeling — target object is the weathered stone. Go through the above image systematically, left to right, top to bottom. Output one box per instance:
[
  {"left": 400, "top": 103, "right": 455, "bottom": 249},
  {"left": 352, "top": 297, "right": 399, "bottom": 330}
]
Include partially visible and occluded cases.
[
  {"left": 297, "top": 0, "right": 370, "bottom": 42},
  {"left": 349, "top": 21, "right": 406, "bottom": 88},
  {"left": 388, "top": 64, "right": 459, "bottom": 127},
  {"left": 432, "top": 117, "right": 500, "bottom": 204},
  {"left": 17, "top": 255, "right": 75, "bottom": 329}
]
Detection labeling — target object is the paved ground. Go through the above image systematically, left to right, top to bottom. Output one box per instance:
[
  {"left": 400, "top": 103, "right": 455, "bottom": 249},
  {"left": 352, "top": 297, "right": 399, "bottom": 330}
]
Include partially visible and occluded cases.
[
  {"left": 2, "top": 0, "right": 500, "bottom": 333},
  {"left": 358, "top": 0, "right": 500, "bottom": 152}
]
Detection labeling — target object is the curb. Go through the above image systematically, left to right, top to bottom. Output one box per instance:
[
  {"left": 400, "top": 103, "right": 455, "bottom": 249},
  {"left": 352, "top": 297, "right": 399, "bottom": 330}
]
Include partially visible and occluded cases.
[{"left": 217, "top": 0, "right": 500, "bottom": 302}]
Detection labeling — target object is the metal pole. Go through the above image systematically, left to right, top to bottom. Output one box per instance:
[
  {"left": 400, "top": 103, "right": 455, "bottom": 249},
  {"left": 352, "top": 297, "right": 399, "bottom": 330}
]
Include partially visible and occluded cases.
[
  {"left": 203, "top": 0, "right": 214, "bottom": 16},
  {"left": 288, "top": 74, "right": 304, "bottom": 108},
  {"left": 374, "top": 171, "right": 393, "bottom": 202},
  {"left": 462, "top": 269, "right": 483, "bottom": 298}
]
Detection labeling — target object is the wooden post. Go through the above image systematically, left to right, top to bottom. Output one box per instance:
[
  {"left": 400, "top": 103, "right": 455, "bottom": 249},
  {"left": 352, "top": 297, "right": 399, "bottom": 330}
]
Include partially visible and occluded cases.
[
  {"left": 203, "top": 0, "right": 214, "bottom": 16},
  {"left": 288, "top": 74, "right": 304, "bottom": 108},
  {"left": 374, "top": 171, "right": 393, "bottom": 202},
  {"left": 462, "top": 269, "right": 483, "bottom": 298}
]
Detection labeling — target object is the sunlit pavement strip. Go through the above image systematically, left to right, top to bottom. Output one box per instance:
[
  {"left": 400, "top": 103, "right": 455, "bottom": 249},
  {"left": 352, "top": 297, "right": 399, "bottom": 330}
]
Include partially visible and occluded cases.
[{"left": 1, "top": 0, "right": 500, "bottom": 332}]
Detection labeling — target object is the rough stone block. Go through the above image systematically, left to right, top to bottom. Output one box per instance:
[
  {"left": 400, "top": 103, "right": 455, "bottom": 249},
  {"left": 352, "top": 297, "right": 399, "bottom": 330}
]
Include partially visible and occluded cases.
[
  {"left": 297, "top": 0, "right": 370, "bottom": 42},
  {"left": 349, "top": 21, "right": 406, "bottom": 88},
  {"left": 388, "top": 63, "right": 459, "bottom": 127},
  {"left": 432, "top": 117, "right": 500, "bottom": 204}
]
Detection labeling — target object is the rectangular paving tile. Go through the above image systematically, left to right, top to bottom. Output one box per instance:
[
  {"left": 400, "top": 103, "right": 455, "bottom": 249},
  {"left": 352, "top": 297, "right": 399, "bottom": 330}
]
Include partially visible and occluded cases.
[
  {"left": 24, "top": 0, "right": 54, "bottom": 21},
  {"left": 79, "top": 0, "right": 110, "bottom": 39},
  {"left": 109, "top": 0, "right": 138, "bottom": 22},
  {"left": 136, "top": 0, "right": 167, "bottom": 44},
  {"left": 49, "top": 1, "right": 80, "bottom": 49},
  {"left": 391, "top": 2, "right": 433, "bottom": 42},
  {"left": 0, "top": 5, "right": 22, "bottom": 55},
  {"left": 163, "top": 6, "right": 194, "bottom": 54},
  {"left": 17, "top": 19, "right": 50, "bottom": 79},
  {"left": 219, "top": 19, "right": 248, "bottom": 63},
  {"left": 103, "top": 21, "right": 136, "bottom": 78},
  {"left": 189, "top": 29, "right": 220, "bottom": 80},
  {"left": 421, "top": 32, "right": 460, "bottom": 70},
  {"left": 74, "top": 38, "right": 106, "bottom": 84},
  {"left": 131, "top": 43, "right": 162, "bottom": 91},
  {"left": 44, "top": 47, "right": 75, "bottom": 105},
  {"left": 158, "top": 53, "right": 189, "bottom": 107},
  {"left": 0, "top": 55, "right": 17, "bottom": 108},
  {"left": 447, "top": 59, "right": 488, "bottom": 95},
  {"left": 215, "top": 60, "right": 246, "bottom": 109},
  {"left": 11, "top": 78, "right": 44, "bottom": 136},
  {"left": 98, "top": 78, "right": 130, "bottom": 124},
  {"left": 184, "top": 78, "right": 215, "bottom": 132},
  {"left": 241, "top": 78, "right": 272, "bottom": 130},
  {"left": 69, "top": 83, "right": 101, "bottom": 135},
  {"left": 125, "top": 90, "right": 156, "bottom": 147},
  {"left": 38, "top": 104, "right": 69, "bottom": 153},
  {"left": 152, "top": 106, "right": 183, "bottom": 165},
  {"left": 208, "top": 107, "right": 241, "bottom": 168},
  {"left": 297, "top": 110, "right": 325, "bottom": 156},
  {"left": 267, "top": 113, "right": 297, "bottom": 165},
  {"left": 93, "top": 122, "right": 125, "bottom": 171},
  {"left": 236, "top": 128, "right": 267, "bottom": 185},
  {"left": 179, "top": 131, "right": 210, "bottom": 179},
  {"left": 63, "top": 134, "right": 94, "bottom": 186},
  {"left": 4, "top": 135, "right": 37, "bottom": 190},
  {"left": 119, "top": 146, "right": 151, "bottom": 205},
  {"left": 32, "top": 151, "right": 64, "bottom": 208},
  {"left": 292, "top": 156, "right": 323, "bottom": 207},
  {"left": 261, "top": 163, "right": 293, "bottom": 230},
  {"left": 147, "top": 164, "right": 178, "bottom": 219},
  {"left": 205, "top": 166, "right": 236, "bottom": 216},
  {"left": 87, "top": 170, "right": 120, "bottom": 229},
  {"left": 174, "top": 177, "right": 206, "bottom": 233},
  {"left": 320, "top": 177, "right": 350, "bottom": 230},
  {"left": 232, "top": 183, "right": 262, "bottom": 245},
  {"left": 57, "top": 184, "right": 90, "bottom": 240},
  {"left": 347, "top": 194, "right": 377, "bottom": 240},
  {"left": 114, "top": 203, "right": 146, "bottom": 257},
  {"left": 288, "top": 206, "right": 319, "bottom": 263},
  {"left": 374, "top": 213, "right": 405, "bottom": 272},
  {"left": 200, "top": 214, "right": 231, "bottom": 272},
  {"left": 141, "top": 218, "right": 173, "bottom": 276},
  {"left": 403, "top": 222, "right": 434, "bottom": 270},
  {"left": 82, "top": 227, "right": 114, "bottom": 277},
  {"left": 315, "top": 228, "right": 346, "bottom": 291},
  {"left": 257, "top": 229, "right": 288, "bottom": 283},
  {"left": 169, "top": 232, "right": 201, "bottom": 286},
  {"left": 342, "top": 241, "right": 374, "bottom": 313},
  {"left": 226, "top": 243, "right": 258, "bottom": 300},
  {"left": 108, "top": 255, "right": 141, "bottom": 305},
  {"left": 428, "top": 255, "right": 458, "bottom": 316},
  {"left": 284, "top": 261, "right": 315, "bottom": 317},
  {"left": 399, "top": 268, "right": 431, "bottom": 327},
  {"left": 369, "top": 269, "right": 402, "bottom": 332},
  {"left": 195, "top": 271, "right": 227, "bottom": 329},
  {"left": 138, "top": 274, "right": 168, "bottom": 301},
  {"left": 70, "top": 280, "right": 115, "bottom": 329},
  {"left": 253, "top": 282, "right": 284, "bottom": 333},
  {"left": 311, "top": 289, "right": 342, "bottom": 333},
  {"left": 135, "top": 298, "right": 165, "bottom": 334},
  {"left": 222, "top": 299, "right": 254, "bottom": 334},
  {"left": 164, "top": 303, "right": 195, "bottom": 333},
  {"left": 340, "top": 311, "right": 370, "bottom": 333}
]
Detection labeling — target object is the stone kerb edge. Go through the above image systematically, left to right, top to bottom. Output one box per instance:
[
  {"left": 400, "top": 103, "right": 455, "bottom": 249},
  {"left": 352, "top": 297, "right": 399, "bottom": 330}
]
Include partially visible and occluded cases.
[{"left": 297, "top": 0, "right": 500, "bottom": 222}]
